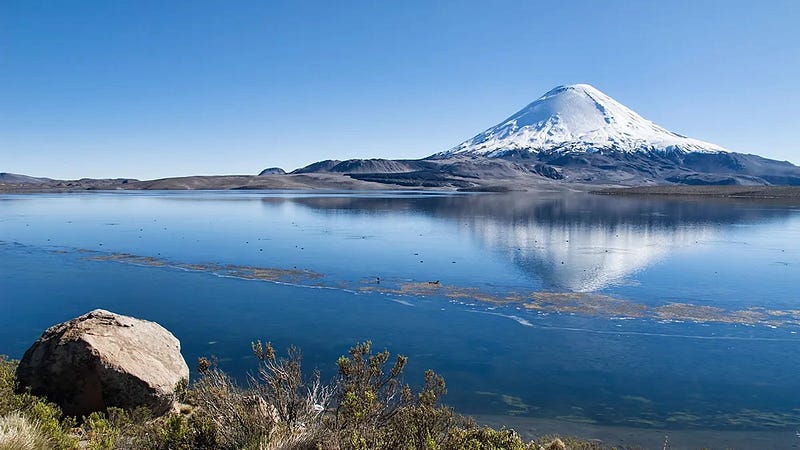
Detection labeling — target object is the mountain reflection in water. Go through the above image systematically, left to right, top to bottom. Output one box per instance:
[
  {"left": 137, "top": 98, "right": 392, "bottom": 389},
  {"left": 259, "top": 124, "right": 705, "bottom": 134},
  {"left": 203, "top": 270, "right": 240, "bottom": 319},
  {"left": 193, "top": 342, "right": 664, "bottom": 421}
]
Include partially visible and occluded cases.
[{"left": 261, "top": 193, "right": 797, "bottom": 292}]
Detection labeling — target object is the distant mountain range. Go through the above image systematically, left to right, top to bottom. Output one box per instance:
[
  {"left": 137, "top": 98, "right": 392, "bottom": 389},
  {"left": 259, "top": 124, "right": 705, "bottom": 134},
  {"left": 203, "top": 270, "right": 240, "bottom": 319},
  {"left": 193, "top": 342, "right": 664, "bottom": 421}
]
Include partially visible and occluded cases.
[
  {"left": 5, "top": 84, "right": 800, "bottom": 191},
  {"left": 285, "top": 84, "right": 800, "bottom": 187},
  {"left": 0, "top": 173, "right": 52, "bottom": 184}
]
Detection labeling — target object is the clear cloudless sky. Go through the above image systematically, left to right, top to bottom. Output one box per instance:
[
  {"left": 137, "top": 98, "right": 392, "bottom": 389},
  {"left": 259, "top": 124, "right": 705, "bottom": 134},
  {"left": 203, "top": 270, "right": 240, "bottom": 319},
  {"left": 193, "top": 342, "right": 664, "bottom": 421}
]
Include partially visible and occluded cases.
[{"left": 1, "top": 0, "right": 799, "bottom": 179}]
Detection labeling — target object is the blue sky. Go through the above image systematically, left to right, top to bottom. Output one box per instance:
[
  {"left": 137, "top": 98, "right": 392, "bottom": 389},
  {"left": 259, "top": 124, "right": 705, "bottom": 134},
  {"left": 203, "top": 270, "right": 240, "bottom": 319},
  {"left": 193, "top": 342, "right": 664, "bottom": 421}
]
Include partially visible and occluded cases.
[{"left": 2, "top": 1, "right": 799, "bottom": 179}]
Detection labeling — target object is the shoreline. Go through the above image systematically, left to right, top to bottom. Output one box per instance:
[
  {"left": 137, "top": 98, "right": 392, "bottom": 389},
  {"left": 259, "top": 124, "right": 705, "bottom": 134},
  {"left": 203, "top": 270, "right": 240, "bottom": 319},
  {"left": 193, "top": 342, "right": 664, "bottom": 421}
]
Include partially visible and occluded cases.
[
  {"left": 5, "top": 177, "right": 800, "bottom": 202},
  {"left": 594, "top": 185, "right": 800, "bottom": 200},
  {"left": 475, "top": 414, "right": 799, "bottom": 450}
]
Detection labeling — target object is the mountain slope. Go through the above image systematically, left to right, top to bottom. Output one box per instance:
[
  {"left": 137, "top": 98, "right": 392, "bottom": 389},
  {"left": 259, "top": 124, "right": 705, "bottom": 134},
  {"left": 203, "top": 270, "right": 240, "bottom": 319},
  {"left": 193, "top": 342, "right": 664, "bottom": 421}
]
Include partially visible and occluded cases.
[
  {"left": 436, "top": 84, "right": 727, "bottom": 158},
  {"left": 0, "top": 172, "right": 52, "bottom": 184}
]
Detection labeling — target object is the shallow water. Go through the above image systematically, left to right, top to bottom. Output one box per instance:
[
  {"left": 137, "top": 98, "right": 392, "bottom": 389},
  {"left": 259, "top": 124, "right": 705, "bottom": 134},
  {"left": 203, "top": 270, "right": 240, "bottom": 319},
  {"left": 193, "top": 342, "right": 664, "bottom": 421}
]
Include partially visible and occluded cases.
[{"left": 2, "top": 191, "right": 800, "bottom": 447}]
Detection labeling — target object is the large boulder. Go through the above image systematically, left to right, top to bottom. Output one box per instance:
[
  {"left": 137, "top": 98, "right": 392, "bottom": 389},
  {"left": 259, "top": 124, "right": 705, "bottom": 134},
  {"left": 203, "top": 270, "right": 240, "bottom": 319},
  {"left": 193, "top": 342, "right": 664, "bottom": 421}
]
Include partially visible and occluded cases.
[{"left": 15, "top": 309, "right": 189, "bottom": 417}]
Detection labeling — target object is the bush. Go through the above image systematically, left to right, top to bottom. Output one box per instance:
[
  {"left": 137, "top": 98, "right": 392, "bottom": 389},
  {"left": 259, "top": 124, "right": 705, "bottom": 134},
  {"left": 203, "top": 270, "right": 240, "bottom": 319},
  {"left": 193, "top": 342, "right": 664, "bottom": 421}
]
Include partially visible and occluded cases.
[
  {"left": 251, "top": 340, "right": 332, "bottom": 429},
  {"left": 187, "top": 341, "right": 503, "bottom": 450},
  {"left": 334, "top": 341, "right": 408, "bottom": 426},
  {"left": 186, "top": 364, "right": 270, "bottom": 449},
  {"left": 77, "top": 407, "right": 218, "bottom": 450},
  {"left": 85, "top": 411, "right": 120, "bottom": 450},
  {"left": 445, "top": 425, "right": 535, "bottom": 450}
]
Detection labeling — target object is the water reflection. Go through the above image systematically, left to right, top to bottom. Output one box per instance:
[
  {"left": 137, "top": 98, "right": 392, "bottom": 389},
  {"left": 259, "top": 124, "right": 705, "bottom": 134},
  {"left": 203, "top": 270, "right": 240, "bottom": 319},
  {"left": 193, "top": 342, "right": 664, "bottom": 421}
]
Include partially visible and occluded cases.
[
  {"left": 4, "top": 192, "right": 800, "bottom": 439},
  {"left": 262, "top": 193, "right": 797, "bottom": 292}
]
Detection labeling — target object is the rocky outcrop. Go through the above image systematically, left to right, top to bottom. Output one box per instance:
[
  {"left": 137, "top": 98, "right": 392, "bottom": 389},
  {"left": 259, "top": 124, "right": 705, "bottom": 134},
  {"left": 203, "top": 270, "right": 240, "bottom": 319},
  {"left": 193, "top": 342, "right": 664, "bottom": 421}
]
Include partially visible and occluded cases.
[
  {"left": 292, "top": 158, "right": 424, "bottom": 174},
  {"left": 258, "top": 167, "right": 287, "bottom": 175},
  {"left": 15, "top": 309, "right": 189, "bottom": 417}
]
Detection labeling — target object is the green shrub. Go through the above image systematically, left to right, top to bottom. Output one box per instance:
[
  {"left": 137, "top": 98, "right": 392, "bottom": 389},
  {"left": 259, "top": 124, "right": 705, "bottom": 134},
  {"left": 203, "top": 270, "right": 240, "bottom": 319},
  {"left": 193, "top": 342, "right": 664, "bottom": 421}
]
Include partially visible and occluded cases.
[
  {"left": 326, "top": 341, "right": 410, "bottom": 448},
  {"left": 334, "top": 341, "right": 407, "bottom": 425},
  {"left": 0, "top": 356, "right": 77, "bottom": 449},
  {"left": 0, "top": 356, "right": 21, "bottom": 418},
  {"left": 382, "top": 370, "right": 462, "bottom": 450},
  {"left": 75, "top": 407, "right": 219, "bottom": 450},
  {"left": 85, "top": 411, "right": 120, "bottom": 450},
  {"left": 152, "top": 412, "right": 219, "bottom": 450},
  {"left": 185, "top": 413, "right": 219, "bottom": 449},
  {"left": 158, "top": 414, "right": 192, "bottom": 450},
  {"left": 445, "top": 425, "right": 533, "bottom": 450}
]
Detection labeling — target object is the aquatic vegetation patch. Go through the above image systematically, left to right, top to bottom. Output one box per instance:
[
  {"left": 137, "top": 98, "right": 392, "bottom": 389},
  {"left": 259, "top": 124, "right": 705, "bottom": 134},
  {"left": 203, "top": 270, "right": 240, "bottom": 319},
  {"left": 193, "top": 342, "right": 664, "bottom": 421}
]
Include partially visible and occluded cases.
[
  {"left": 36, "top": 245, "right": 800, "bottom": 329},
  {"left": 84, "top": 252, "right": 324, "bottom": 285},
  {"left": 85, "top": 253, "right": 168, "bottom": 267},
  {"left": 389, "top": 284, "right": 800, "bottom": 328},
  {"left": 524, "top": 292, "right": 648, "bottom": 318},
  {"left": 474, "top": 392, "right": 532, "bottom": 416},
  {"left": 619, "top": 396, "right": 653, "bottom": 405},
  {"left": 660, "top": 408, "right": 800, "bottom": 429},
  {"left": 553, "top": 415, "right": 600, "bottom": 425}
]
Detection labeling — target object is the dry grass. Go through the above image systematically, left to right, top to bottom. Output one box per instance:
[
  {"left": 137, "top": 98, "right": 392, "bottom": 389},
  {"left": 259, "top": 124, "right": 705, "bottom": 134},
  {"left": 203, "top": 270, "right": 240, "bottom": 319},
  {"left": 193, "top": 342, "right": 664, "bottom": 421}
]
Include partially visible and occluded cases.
[{"left": 0, "top": 413, "right": 52, "bottom": 450}]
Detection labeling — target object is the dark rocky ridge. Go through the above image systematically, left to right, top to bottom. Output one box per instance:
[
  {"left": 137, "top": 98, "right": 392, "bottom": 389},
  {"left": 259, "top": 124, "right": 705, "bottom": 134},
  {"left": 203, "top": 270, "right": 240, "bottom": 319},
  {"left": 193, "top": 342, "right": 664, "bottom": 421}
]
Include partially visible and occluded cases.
[
  {"left": 4, "top": 147, "right": 800, "bottom": 193},
  {"left": 5, "top": 149, "right": 800, "bottom": 193},
  {"left": 284, "top": 149, "right": 800, "bottom": 188},
  {"left": 494, "top": 149, "right": 800, "bottom": 185},
  {"left": 286, "top": 157, "right": 564, "bottom": 189},
  {"left": 292, "top": 158, "right": 418, "bottom": 174},
  {"left": 258, "top": 167, "right": 286, "bottom": 175}
]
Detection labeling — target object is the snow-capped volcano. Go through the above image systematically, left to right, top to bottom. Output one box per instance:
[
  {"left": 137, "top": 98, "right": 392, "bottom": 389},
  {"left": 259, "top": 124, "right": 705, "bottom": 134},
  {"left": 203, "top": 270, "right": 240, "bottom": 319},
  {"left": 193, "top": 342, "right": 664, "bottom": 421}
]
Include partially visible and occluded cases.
[
  {"left": 290, "top": 83, "right": 800, "bottom": 186},
  {"left": 438, "top": 84, "right": 727, "bottom": 157}
]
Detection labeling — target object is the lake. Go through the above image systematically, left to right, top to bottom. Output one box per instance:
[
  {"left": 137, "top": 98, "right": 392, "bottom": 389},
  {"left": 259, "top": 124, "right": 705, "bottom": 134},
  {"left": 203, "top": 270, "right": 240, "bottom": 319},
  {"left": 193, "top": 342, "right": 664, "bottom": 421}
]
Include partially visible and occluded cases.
[{"left": 2, "top": 191, "right": 799, "bottom": 448}]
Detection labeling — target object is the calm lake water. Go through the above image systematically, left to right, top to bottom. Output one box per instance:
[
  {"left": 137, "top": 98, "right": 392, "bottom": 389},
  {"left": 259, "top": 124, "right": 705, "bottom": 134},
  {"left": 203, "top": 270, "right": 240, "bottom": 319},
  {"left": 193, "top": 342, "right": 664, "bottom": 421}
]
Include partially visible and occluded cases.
[{"left": 2, "top": 191, "right": 800, "bottom": 448}]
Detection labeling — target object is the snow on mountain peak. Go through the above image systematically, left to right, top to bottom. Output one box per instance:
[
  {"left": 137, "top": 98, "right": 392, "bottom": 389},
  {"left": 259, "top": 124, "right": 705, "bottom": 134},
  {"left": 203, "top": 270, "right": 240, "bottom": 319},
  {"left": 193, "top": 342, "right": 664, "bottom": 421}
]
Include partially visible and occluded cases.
[{"left": 437, "top": 84, "right": 727, "bottom": 158}]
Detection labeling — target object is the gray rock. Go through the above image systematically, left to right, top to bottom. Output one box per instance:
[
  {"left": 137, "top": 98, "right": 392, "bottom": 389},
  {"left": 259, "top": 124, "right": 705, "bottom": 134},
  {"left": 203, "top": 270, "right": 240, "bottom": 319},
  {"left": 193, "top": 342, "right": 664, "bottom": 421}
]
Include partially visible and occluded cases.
[{"left": 16, "top": 309, "right": 188, "bottom": 417}]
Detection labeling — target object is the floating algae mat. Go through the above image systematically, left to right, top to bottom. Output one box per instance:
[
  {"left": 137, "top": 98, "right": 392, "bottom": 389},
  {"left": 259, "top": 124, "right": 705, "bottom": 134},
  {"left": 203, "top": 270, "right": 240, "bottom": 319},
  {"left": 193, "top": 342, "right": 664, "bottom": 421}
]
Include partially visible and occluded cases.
[{"left": 75, "top": 249, "right": 800, "bottom": 328}]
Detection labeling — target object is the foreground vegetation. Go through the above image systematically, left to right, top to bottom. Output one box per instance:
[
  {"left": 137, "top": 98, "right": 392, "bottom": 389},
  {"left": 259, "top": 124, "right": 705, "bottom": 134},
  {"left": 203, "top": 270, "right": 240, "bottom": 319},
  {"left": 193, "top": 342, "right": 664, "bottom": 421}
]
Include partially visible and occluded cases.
[{"left": 1, "top": 342, "right": 629, "bottom": 450}]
